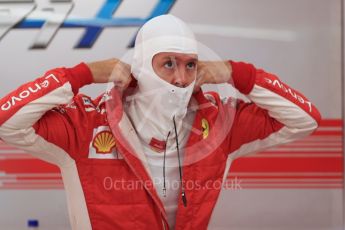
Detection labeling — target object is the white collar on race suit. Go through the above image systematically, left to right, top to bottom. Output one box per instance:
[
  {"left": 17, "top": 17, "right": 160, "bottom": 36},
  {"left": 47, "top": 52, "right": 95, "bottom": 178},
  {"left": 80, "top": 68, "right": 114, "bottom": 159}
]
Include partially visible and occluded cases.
[{"left": 127, "top": 14, "right": 198, "bottom": 146}]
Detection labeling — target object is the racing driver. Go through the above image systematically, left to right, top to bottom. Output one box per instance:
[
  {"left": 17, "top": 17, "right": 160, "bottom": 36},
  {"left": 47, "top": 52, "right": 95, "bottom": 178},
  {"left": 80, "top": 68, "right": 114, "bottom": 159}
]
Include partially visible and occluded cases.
[{"left": 0, "top": 15, "right": 321, "bottom": 230}]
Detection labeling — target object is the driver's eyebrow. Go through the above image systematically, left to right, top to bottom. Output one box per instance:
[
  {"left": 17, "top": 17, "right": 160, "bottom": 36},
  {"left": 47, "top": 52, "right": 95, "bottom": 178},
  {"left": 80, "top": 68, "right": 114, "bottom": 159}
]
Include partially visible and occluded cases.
[
  {"left": 160, "top": 56, "right": 175, "bottom": 62},
  {"left": 172, "top": 56, "right": 198, "bottom": 63},
  {"left": 186, "top": 58, "right": 198, "bottom": 63}
]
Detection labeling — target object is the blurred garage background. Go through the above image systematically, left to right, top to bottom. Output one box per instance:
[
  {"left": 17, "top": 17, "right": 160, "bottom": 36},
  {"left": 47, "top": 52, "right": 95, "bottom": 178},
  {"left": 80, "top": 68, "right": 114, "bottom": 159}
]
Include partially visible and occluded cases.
[{"left": 0, "top": 0, "right": 343, "bottom": 229}]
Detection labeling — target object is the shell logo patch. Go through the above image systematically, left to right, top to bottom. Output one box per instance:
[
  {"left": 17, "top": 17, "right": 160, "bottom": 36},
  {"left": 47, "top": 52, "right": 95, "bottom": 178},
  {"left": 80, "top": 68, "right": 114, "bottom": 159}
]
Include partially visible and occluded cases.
[
  {"left": 201, "top": 118, "right": 209, "bottom": 139},
  {"left": 92, "top": 131, "right": 116, "bottom": 154}
]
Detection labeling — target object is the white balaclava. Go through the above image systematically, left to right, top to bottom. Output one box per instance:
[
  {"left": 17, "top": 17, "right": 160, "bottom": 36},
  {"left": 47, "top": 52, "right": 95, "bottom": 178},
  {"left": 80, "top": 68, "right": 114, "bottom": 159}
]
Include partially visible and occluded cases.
[{"left": 127, "top": 14, "right": 198, "bottom": 146}]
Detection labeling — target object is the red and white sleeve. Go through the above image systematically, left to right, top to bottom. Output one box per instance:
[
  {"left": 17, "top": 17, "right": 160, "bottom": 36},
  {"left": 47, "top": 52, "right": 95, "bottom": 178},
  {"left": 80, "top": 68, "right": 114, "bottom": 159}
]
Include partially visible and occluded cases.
[
  {"left": 227, "top": 61, "right": 321, "bottom": 159},
  {"left": 0, "top": 63, "right": 93, "bottom": 165}
]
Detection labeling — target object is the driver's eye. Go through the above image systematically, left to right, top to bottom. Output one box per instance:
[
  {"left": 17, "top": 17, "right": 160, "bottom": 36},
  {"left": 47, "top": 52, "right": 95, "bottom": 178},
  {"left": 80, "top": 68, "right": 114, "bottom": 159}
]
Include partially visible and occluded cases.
[
  {"left": 164, "top": 60, "right": 174, "bottom": 69},
  {"left": 186, "top": 62, "right": 196, "bottom": 70}
]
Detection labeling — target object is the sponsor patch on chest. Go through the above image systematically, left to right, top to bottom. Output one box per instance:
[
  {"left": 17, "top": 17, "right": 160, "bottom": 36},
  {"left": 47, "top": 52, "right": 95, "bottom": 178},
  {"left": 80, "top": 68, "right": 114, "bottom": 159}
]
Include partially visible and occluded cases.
[{"left": 89, "top": 126, "right": 123, "bottom": 159}]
